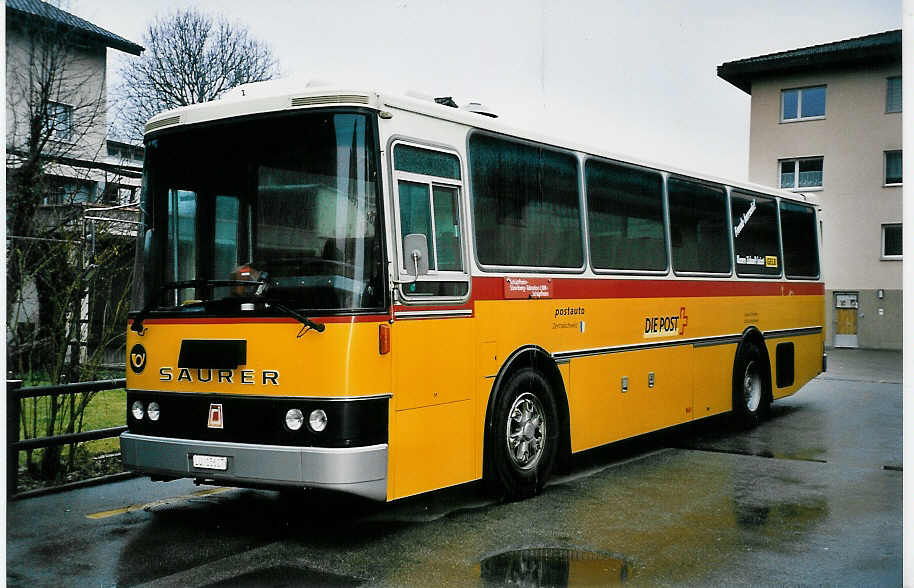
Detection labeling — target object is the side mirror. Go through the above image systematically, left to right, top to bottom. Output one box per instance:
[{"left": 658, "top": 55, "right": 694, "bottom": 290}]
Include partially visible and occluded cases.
[{"left": 403, "top": 233, "right": 429, "bottom": 276}]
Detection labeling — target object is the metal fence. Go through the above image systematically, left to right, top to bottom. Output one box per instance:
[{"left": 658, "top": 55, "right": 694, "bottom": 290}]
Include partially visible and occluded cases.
[{"left": 7, "top": 378, "right": 131, "bottom": 498}]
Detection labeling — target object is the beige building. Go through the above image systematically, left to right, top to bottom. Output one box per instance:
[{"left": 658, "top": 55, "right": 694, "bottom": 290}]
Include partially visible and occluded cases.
[
  {"left": 6, "top": 0, "right": 144, "bottom": 370},
  {"left": 718, "top": 30, "right": 902, "bottom": 350}
]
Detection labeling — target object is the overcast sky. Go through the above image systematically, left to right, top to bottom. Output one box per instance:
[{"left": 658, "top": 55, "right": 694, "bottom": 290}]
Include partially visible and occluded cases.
[{"left": 71, "top": 0, "right": 900, "bottom": 182}]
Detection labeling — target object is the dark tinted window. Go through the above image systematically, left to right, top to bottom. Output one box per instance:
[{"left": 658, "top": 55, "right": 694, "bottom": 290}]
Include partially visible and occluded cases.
[
  {"left": 469, "top": 134, "right": 582, "bottom": 268},
  {"left": 394, "top": 144, "right": 461, "bottom": 179},
  {"left": 586, "top": 160, "right": 666, "bottom": 271},
  {"left": 668, "top": 178, "right": 729, "bottom": 274},
  {"left": 731, "top": 192, "right": 781, "bottom": 276},
  {"left": 780, "top": 201, "right": 820, "bottom": 278}
]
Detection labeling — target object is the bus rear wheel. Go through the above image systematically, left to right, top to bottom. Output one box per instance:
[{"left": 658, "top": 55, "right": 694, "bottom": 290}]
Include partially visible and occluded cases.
[
  {"left": 733, "top": 342, "right": 770, "bottom": 427},
  {"left": 488, "top": 368, "right": 558, "bottom": 500}
]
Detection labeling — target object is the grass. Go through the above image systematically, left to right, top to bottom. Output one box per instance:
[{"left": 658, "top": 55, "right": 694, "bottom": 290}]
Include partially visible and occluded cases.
[{"left": 16, "top": 387, "right": 127, "bottom": 471}]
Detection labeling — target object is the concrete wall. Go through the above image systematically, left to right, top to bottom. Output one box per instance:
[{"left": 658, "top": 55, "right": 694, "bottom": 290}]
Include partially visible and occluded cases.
[
  {"left": 746, "top": 62, "right": 902, "bottom": 349},
  {"left": 825, "top": 288, "right": 903, "bottom": 350}
]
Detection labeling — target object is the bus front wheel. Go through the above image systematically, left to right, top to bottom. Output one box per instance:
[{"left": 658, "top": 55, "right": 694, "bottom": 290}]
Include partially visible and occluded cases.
[
  {"left": 732, "top": 342, "right": 770, "bottom": 427},
  {"left": 488, "top": 368, "right": 559, "bottom": 500}
]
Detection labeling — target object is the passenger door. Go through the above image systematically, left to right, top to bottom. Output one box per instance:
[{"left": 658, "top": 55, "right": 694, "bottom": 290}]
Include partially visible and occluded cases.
[{"left": 388, "top": 141, "right": 475, "bottom": 498}]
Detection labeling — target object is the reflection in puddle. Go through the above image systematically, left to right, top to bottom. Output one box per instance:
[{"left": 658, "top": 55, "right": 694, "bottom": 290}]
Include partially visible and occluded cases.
[{"left": 481, "top": 547, "right": 633, "bottom": 586}]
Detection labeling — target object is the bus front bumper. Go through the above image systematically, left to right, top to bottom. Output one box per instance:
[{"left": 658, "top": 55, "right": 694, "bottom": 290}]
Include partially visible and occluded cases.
[{"left": 120, "top": 433, "right": 387, "bottom": 501}]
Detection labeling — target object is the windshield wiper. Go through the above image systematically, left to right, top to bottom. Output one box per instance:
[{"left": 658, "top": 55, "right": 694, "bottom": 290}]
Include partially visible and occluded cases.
[
  {"left": 254, "top": 273, "right": 325, "bottom": 335},
  {"left": 131, "top": 277, "right": 326, "bottom": 335},
  {"left": 130, "top": 278, "right": 260, "bottom": 333},
  {"left": 265, "top": 301, "right": 326, "bottom": 335}
]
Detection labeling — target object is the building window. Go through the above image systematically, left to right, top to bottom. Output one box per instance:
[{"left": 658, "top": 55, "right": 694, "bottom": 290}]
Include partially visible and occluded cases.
[
  {"left": 886, "top": 76, "right": 902, "bottom": 113},
  {"left": 781, "top": 86, "right": 826, "bottom": 121},
  {"left": 45, "top": 102, "right": 73, "bottom": 141},
  {"left": 884, "top": 150, "right": 902, "bottom": 185},
  {"left": 779, "top": 157, "right": 823, "bottom": 189},
  {"left": 43, "top": 176, "right": 94, "bottom": 204},
  {"left": 881, "top": 223, "right": 902, "bottom": 259}
]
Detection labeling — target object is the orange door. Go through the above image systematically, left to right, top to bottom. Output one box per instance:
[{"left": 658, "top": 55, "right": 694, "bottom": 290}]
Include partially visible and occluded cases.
[{"left": 836, "top": 308, "right": 857, "bottom": 335}]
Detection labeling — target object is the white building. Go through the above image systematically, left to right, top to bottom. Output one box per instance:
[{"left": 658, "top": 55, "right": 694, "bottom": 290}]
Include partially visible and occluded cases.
[
  {"left": 6, "top": 0, "right": 144, "bottom": 370},
  {"left": 718, "top": 30, "right": 902, "bottom": 350}
]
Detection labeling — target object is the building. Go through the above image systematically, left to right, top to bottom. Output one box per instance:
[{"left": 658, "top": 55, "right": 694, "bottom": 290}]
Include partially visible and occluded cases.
[
  {"left": 6, "top": 0, "right": 144, "bottom": 374},
  {"left": 718, "top": 30, "right": 902, "bottom": 350}
]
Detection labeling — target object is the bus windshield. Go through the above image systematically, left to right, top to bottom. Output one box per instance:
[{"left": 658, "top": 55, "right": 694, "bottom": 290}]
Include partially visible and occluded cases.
[{"left": 135, "top": 110, "right": 384, "bottom": 314}]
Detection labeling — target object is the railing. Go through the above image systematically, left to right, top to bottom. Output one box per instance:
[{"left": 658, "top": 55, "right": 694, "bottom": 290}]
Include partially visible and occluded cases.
[{"left": 7, "top": 378, "right": 130, "bottom": 499}]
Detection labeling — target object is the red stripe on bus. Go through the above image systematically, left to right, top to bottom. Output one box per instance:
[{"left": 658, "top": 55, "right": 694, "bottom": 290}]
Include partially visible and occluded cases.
[
  {"left": 470, "top": 276, "right": 824, "bottom": 300},
  {"left": 127, "top": 279, "right": 822, "bottom": 326},
  {"left": 131, "top": 314, "right": 390, "bottom": 326}
]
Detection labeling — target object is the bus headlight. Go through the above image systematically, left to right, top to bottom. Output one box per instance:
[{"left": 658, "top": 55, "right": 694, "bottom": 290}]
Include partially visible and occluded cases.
[
  {"left": 131, "top": 401, "right": 145, "bottom": 421},
  {"left": 147, "top": 401, "right": 161, "bottom": 422},
  {"left": 285, "top": 408, "right": 304, "bottom": 431},
  {"left": 308, "top": 409, "right": 328, "bottom": 432}
]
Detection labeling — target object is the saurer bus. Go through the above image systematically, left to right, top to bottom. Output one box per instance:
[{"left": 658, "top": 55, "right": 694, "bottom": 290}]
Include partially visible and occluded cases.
[{"left": 121, "top": 83, "right": 825, "bottom": 501}]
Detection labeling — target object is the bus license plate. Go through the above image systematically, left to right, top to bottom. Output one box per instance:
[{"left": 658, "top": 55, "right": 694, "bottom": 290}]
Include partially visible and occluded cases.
[{"left": 192, "top": 454, "right": 228, "bottom": 471}]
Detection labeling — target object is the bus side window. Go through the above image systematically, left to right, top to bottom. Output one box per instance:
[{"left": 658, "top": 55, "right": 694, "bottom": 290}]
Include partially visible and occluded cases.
[
  {"left": 393, "top": 143, "right": 467, "bottom": 297},
  {"left": 668, "top": 178, "right": 730, "bottom": 275},
  {"left": 398, "top": 181, "right": 437, "bottom": 270},
  {"left": 432, "top": 186, "right": 461, "bottom": 271},
  {"left": 731, "top": 191, "right": 780, "bottom": 277},
  {"left": 780, "top": 201, "right": 820, "bottom": 278}
]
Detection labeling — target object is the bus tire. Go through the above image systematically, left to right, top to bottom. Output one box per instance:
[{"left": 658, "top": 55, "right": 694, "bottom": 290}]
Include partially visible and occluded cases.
[
  {"left": 732, "top": 342, "right": 770, "bottom": 427},
  {"left": 488, "top": 367, "right": 559, "bottom": 500}
]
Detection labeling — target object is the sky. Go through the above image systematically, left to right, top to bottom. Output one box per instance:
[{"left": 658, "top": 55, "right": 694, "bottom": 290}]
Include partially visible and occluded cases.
[{"left": 68, "top": 0, "right": 901, "bottom": 182}]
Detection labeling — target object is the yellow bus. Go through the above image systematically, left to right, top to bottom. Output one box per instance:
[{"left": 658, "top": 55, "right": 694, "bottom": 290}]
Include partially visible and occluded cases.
[{"left": 121, "top": 85, "right": 825, "bottom": 501}]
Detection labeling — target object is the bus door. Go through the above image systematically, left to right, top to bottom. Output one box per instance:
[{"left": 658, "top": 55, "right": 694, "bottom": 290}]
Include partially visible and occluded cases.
[{"left": 388, "top": 142, "right": 475, "bottom": 498}]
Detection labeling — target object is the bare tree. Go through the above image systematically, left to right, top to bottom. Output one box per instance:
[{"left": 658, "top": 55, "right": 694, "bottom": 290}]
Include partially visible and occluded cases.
[
  {"left": 6, "top": 5, "right": 139, "bottom": 480},
  {"left": 116, "top": 8, "right": 279, "bottom": 138}
]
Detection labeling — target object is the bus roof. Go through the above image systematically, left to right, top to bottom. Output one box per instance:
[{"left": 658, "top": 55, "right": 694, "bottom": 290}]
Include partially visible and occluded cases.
[{"left": 143, "top": 81, "right": 819, "bottom": 207}]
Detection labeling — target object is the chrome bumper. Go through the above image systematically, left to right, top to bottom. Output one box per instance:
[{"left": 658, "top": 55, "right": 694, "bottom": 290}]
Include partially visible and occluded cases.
[{"left": 120, "top": 433, "right": 387, "bottom": 501}]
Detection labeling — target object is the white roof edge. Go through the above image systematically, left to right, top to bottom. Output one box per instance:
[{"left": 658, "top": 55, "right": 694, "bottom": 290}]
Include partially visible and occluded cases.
[{"left": 144, "top": 82, "right": 814, "bottom": 206}]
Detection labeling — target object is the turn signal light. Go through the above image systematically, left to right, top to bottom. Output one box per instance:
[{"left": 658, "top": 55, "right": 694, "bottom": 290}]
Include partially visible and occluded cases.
[{"left": 379, "top": 324, "right": 390, "bottom": 355}]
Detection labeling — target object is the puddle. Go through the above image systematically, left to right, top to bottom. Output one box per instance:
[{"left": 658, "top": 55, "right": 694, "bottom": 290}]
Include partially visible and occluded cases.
[
  {"left": 480, "top": 547, "right": 633, "bottom": 586},
  {"left": 201, "top": 565, "right": 363, "bottom": 587}
]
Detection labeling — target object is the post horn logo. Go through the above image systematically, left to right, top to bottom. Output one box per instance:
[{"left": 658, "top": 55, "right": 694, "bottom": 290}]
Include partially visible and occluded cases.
[{"left": 129, "top": 344, "right": 147, "bottom": 374}]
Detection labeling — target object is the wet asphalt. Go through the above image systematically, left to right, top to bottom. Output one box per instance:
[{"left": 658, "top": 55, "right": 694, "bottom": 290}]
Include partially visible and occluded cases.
[{"left": 6, "top": 348, "right": 902, "bottom": 587}]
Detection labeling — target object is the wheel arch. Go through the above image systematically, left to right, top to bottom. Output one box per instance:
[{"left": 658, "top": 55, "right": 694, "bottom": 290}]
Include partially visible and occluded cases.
[
  {"left": 735, "top": 326, "right": 773, "bottom": 404},
  {"left": 483, "top": 345, "right": 571, "bottom": 476}
]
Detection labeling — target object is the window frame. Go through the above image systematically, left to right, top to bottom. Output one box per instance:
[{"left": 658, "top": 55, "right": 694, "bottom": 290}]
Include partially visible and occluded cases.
[
  {"left": 886, "top": 76, "right": 902, "bottom": 114},
  {"left": 780, "top": 86, "right": 827, "bottom": 122},
  {"left": 45, "top": 101, "right": 74, "bottom": 142},
  {"left": 466, "top": 129, "right": 587, "bottom": 274},
  {"left": 389, "top": 137, "right": 471, "bottom": 303},
  {"left": 884, "top": 150, "right": 902, "bottom": 186},
  {"left": 584, "top": 156, "right": 670, "bottom": 276},
  {"left": 778, "top": 157, "right": 824, "bottom": 191},
  {"left": 667, "top": 174, "right": 733, "bottom": 278},
  {"left": 730, "top": 189, "right": 783, "bottom": 279},
  {"left": 778, "top": 199, "right": 821, "bottom": 280},
  {"left": 881, "top": 223, "right": 902, "bottom": 260}
]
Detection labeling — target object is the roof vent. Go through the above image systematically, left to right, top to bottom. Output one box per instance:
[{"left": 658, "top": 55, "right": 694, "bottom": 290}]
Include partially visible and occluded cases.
[
  {"left": 290, "top": 94, "right": 369, "bottom": 107},
  {"left": 462, "top": 101, "right": 497, "bottom": 118},
  {"left": 145, "top": 115, "right": 181, "bottom": 133}
]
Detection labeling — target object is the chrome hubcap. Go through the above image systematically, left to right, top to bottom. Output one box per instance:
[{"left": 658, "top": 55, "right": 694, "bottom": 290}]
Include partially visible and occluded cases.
[
  {"left": 743, "top": 360, "right": 762, "bottom": 412},
  {"left": 506, "top": 392, "right": 546, "bottom": 470}
]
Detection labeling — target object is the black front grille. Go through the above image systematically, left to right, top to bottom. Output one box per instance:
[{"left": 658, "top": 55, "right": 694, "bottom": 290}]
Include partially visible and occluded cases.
[{"left": 127, "top": 391, "right": 387, "bottom": 448}]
